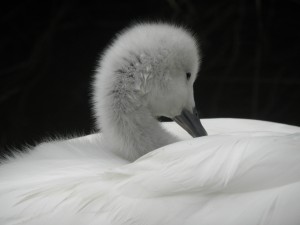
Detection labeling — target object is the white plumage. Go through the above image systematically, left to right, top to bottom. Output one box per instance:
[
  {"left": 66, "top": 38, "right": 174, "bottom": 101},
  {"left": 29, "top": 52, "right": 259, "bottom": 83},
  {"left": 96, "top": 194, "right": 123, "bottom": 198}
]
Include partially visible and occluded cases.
[{"left": 1, "top": 23, "right": 300, "bottom": 225}]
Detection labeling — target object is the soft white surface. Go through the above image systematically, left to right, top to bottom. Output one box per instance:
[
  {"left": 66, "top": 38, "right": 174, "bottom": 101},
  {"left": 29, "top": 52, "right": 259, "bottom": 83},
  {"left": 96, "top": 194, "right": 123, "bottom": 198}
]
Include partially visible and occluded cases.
[{"left": 1, "top": 118, "right": 300, "bottom": 225}]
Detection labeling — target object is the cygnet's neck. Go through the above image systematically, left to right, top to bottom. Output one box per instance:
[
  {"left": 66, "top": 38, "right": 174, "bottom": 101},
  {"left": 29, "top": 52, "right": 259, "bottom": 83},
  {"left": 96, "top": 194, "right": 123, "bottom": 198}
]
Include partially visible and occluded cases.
[{"left": 100, "top": 102, "right": 178, "bottom": 161}]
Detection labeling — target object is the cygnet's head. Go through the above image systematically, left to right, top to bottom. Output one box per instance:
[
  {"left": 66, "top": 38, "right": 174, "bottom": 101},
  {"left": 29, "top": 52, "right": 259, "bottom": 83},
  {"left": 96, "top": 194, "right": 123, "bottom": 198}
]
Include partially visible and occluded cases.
[{"left": 94, "top": 22, "right": 207, "bottom": 141}]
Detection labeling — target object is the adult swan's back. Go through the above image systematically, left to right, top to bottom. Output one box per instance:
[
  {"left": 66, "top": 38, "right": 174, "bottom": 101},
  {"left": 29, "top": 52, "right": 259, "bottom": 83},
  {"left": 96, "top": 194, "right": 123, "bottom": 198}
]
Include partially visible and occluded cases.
[{"left": 1, "top": 23, "right": 300, "bottom": 225}]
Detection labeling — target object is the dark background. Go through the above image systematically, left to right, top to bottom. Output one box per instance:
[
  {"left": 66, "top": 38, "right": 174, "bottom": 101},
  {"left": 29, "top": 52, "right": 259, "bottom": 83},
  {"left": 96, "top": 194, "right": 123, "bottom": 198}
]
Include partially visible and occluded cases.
[{"left": 1, "top": 0, "right": 300, "bottom": 154}]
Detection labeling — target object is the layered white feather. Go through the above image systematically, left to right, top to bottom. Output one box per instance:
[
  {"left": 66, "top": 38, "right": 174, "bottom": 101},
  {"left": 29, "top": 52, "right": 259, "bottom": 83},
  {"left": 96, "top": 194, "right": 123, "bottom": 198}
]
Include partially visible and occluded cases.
[{"left": 1, "top": 119, "right": 300, "bottom": 225}]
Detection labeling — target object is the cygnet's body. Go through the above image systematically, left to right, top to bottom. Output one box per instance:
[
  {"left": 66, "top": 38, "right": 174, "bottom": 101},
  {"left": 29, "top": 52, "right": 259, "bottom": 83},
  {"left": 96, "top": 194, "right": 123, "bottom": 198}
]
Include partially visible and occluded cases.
[
  {"left": 0, "top": 23, "right": 300, "bottom": 225},
  {"left": 93, "top": 23, "right": 204, "bottom": 160}
]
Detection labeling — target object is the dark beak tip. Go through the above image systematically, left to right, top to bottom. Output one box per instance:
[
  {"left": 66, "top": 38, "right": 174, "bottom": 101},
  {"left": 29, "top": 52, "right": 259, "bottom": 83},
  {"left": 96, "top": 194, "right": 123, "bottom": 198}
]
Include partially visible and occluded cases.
[{"left": 174, "top": 108, "right": 208, "bottom": 138}]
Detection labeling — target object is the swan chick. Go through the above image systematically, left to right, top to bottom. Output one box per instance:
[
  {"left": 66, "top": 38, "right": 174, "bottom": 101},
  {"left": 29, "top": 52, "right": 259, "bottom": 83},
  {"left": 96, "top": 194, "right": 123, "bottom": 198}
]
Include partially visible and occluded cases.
[{"left": 93, "top": 22, "right": 207, "bottom": 161}]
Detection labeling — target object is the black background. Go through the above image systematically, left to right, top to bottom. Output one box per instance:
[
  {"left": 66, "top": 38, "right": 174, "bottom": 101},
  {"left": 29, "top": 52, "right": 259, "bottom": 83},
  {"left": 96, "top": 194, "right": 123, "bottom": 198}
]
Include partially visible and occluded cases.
[{"left": 1, "top": 0, "right": 300, "bottom": 154}]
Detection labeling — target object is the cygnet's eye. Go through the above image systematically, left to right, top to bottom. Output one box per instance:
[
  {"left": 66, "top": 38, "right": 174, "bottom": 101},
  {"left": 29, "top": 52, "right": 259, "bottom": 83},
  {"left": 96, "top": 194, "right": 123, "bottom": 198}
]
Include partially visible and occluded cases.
[{"left": 186, "top": 72, "right": 191, "bottom": 81}]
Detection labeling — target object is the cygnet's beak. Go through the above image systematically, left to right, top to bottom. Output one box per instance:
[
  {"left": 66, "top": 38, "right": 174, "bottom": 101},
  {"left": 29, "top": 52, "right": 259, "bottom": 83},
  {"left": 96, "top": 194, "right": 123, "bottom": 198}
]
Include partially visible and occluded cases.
[{"left": 173, "top": 108, "right": 208, "bottom": 137}]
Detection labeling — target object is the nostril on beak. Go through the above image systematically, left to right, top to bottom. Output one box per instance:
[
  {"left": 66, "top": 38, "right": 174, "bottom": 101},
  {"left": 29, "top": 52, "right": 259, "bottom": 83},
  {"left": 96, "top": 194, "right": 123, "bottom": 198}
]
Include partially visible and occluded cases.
[{"left": 193, "top": 107, "right": 199, "bottom": 119}]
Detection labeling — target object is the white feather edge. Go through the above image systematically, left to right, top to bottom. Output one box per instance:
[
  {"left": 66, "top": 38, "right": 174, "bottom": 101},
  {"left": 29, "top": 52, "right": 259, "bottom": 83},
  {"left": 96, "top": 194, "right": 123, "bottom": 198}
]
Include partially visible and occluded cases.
[{"left": 0, "top": 118, "right": 300, "bottom": 225}]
